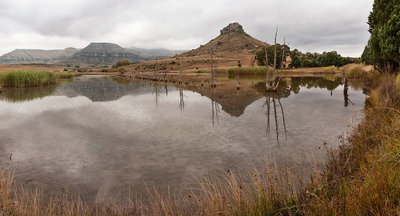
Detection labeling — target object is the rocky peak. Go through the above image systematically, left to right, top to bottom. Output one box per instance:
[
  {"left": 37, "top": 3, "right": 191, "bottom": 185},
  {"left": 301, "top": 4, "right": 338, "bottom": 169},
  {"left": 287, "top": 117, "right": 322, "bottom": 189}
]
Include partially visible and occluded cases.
[{"left": 220, "top": 22, "right": 245, "bottom": 35}]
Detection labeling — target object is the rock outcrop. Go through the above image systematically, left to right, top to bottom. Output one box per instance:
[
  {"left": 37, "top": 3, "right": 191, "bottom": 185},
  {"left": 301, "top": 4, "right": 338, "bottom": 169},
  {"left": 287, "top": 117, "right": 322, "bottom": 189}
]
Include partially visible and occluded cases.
[{"left": 220, "top": 22, "right": 245, "bottom": 35}]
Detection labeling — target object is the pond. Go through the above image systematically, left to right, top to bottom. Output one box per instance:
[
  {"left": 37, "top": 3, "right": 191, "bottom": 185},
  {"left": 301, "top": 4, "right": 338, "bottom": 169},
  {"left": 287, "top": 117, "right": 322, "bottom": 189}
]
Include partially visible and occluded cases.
[{"left": 0, "top": 75, "right": 366, "bottom": 201}]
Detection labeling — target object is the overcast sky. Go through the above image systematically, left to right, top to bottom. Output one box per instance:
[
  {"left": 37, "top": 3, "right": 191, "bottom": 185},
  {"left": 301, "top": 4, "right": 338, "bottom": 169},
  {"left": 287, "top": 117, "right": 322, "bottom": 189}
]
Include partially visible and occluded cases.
[{"left": 0, "top": 0, "right": 373, "bottom": 57}]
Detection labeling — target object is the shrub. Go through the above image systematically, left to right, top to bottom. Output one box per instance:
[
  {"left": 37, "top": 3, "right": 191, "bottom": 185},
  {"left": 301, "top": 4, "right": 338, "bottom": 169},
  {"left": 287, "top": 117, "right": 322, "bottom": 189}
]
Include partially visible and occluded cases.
[
  {"left": 112, "top": 60, "right": 130, "bottom": 68},
  {"left": 323, "top": 66, "right": 336, "bottom": 73},
  {"left": 345, "top": 66, "right": 365, "bottom": 79},
  {"left": 118, "top": 67, "right": 126, "bottom": 76}
]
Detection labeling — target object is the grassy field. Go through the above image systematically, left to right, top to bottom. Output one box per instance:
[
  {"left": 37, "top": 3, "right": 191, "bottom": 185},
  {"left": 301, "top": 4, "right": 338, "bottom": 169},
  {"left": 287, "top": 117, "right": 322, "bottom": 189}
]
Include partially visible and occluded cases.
[
  {"left": 227, "top": 66, "right": 273, "bottom": 76},
  {"left": 0, "top": 70, "right": 57, "bottom": 87},
  {"left": 0, "top": 70, "right": 399, "bottom": 215}
]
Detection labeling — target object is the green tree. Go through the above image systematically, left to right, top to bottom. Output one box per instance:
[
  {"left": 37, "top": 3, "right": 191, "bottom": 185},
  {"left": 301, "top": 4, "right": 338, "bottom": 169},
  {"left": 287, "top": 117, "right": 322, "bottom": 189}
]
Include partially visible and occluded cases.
[
  {"left": 368, "top": 0, "right": 400, "bottom": 73},
  {"left": 256, "top": 44, "right": 290, "bottom": 68},
  {"left": 361, "top": 45, "right": 371, "bottom": 64},
  {"left": 290, "top": 49, "right": 302, "bottom": 68}
]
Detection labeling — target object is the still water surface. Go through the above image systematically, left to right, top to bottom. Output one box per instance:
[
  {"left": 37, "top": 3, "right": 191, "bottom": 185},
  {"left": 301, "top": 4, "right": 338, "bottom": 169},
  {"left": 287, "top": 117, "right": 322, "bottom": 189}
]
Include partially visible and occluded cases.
[{"left": 0, "top": 75, "right": 366, "bottom": 201}]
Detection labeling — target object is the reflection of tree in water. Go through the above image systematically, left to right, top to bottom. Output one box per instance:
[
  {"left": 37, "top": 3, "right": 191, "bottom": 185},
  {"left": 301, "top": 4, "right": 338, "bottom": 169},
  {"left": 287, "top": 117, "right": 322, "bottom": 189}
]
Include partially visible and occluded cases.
[
  {"left": 255, "top": 76, "right": 343, "bottom": 98},
  {"left": 289, "top": 77, "right": 342, "bottom": 92},
  {"left": 343, "top": 78, "right": 354, "bottom": 107},
  {"left": 152, "top": 83, "right": 161, "bottom": 106},
  {"left": 0, "top": 85, "right": 57, "bottom": 103},
  {"left": 179, "top": 87, "right": 185, "bottom": 112},
  {"left": 211, "top": 88, "right": 220, "bottom": 127},
  {"left": 263, "top": 93, "right": 287, "bottom": 143}
]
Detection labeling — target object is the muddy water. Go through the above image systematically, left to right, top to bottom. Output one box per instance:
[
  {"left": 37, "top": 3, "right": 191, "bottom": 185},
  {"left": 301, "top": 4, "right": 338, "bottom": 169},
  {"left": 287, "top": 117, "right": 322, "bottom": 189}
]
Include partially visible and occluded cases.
[{"left": 0, "top": 75, "right": 366, "bottom": 201}]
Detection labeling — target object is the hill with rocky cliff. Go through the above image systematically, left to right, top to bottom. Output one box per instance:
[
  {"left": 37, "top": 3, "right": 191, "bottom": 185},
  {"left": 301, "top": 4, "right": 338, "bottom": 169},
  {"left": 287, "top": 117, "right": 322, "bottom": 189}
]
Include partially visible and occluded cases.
[{"left": 65, "top": 43, "right": 142, "bottom": 66}]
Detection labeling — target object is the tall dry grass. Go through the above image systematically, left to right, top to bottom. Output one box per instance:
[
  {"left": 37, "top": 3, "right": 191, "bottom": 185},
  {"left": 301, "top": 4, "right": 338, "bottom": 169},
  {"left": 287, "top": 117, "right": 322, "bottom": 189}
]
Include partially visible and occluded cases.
[{"left": 0, "top": 70, "right": 57, "bottom": 87}]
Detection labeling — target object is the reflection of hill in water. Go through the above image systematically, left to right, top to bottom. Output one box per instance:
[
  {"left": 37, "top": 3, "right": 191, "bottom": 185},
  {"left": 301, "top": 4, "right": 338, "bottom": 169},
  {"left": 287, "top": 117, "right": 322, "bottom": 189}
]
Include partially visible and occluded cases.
[
  {"left": 54, "top": 76, "right": 168, "bottom": 102},
  {"left": 185, "top": 76, "right": 344, "bottom": 117}
]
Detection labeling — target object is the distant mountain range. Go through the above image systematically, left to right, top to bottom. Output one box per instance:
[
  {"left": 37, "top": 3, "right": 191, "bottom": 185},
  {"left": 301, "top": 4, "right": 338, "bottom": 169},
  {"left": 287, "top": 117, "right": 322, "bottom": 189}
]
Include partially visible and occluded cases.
[
  {"left": 0, "top": 22, "right": 266, "bottom": 68},
  {"left": 0, "top": 43, "right": 185, "bottom": 66},
  {"left": 0, "top": 48, "right": 79, "bottom": 64}
]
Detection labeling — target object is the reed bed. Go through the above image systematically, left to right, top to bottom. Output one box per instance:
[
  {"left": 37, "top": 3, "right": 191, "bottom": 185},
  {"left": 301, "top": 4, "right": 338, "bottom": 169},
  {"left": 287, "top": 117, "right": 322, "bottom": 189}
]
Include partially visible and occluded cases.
[
  {"left": 227, "top": 66, "right": 273, "bottom": 76},
  {"left": 0, "top": 70, "right": 56, "bottom": 87},
  {"left": 56, "top": 72, "right": 75, "bottom": 79}
]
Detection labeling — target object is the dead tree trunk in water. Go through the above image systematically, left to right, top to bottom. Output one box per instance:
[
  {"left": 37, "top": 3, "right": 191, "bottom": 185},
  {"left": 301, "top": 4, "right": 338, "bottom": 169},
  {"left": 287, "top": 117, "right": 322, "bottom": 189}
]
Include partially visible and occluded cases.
[
  {"left": 266, "top": 27, "right": 279, "bottom": 92},
  {"left": 272, "top": 27, "right": 278, "bottom": 83},
  {"left": 280, "top": 37, "right": 286, "bottom": 73},
  {"left": 265, "top": 46, "right": 270, "bottom": 90},
  {"left": 210, "top": 48, "right": 216, "bottom": 88},
  {"left": 179, "top": 57, "right": 183, "bottom": 84},
  {"left": 236, "top": 70, "right": 240, "bottom": 90}
]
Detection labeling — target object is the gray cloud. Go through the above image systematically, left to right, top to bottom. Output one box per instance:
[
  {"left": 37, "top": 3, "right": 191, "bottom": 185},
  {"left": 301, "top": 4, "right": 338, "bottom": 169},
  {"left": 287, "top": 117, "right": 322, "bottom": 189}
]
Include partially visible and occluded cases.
[{"left": 0, "top": 0, "right": 373, "bottom": 56}]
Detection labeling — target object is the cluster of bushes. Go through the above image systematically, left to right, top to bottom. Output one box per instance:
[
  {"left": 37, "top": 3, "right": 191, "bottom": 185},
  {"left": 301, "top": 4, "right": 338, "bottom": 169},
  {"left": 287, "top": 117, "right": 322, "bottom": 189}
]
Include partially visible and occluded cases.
[
  {"left": 256, "top": 45, "right": 357, "bottom": 69},
  {"left": 289, "top": 49, "right": 358, "bottom": 68},
  {"left": 112, "top": 59, "right": 130, "bottom": 68}
]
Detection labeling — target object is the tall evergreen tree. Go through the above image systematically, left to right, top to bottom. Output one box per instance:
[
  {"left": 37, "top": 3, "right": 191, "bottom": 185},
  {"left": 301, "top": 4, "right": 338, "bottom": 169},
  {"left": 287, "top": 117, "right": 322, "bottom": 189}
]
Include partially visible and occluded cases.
[{"left": 368, "top": 0, "right": 400, "bottom": 73}]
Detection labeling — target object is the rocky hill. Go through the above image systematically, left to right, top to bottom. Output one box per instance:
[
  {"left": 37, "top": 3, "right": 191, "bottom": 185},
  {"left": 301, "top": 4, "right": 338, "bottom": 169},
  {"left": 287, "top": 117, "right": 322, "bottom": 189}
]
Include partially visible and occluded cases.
[
  {"left": 126, "top": 22, "right": 268, "bottom": 73},
  {"left": 183, "top": 22, "right": 267, "bottom": 57},
  {"left": 66, "top": 43, "right": 142, "bottom": 66},
  {"left": 0, "top": 48, "right": 79, "bottom": 64}
]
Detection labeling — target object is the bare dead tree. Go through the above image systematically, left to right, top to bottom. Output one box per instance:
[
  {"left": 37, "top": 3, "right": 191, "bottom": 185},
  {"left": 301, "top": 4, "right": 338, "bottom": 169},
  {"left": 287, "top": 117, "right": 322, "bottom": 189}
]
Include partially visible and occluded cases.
[
  {"left": 265, "top": 27, "right": 281, "bottom": 92},
  {"left": 272, "top": 27, "right": 278, "bottom": 83},
  {"left": 280, "top": 37, "right": 286, "bottom": 73},
  {"left": 265, "top": 46, "right": 270, "bottom": 90}
]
